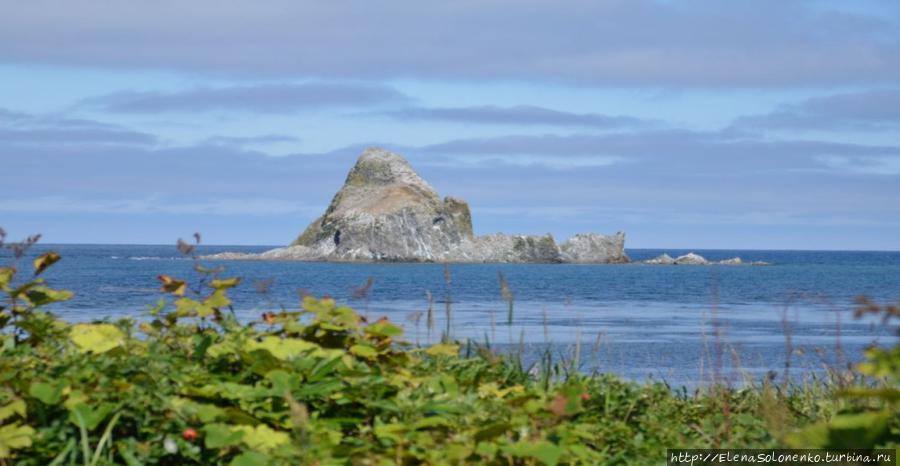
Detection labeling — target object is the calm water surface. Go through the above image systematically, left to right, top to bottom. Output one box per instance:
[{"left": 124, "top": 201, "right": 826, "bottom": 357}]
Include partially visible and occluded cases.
[{"left": 9, "top": 244, "right": 899, "bottom": 387}]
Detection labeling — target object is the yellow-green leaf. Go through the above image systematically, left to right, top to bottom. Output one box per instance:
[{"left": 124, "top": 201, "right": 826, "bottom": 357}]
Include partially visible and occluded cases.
[
  {"left": 33, "top": 251, "right": 60, "bottom": 276},
  {"left": 0, "top": 267, "right": 15, "bottom": 289},
  {"left": 210, "top": 277, "right": 241, "bottom": 290},
  {"left": 24, "top": 286, "right": 73, "bottom": 306},
  {"left": 204, "top": 289, "right": 231, "bottom": 309},
  {"left": 366, "top": 321, "right": 403, "bottom": 337},
  {"left": 70, "top": 323, "right": 125, "bottom": 353},
  {"left": 247, "top": 337, "right": 320, "bottom": 361},
  {"left": 426, "top": 343, "right": 459, "bottom": 357},
  {"left": 350, "top": 344, "right": 378, "bottom": 359},
  {"left": 0, "top": 400, "right": 25, "bottom": 422},
  {"left": 0, "top": 423, "right": 35, "bottom": 458},
  {"left": 231, "top": 424, "right": 289, "bottom": 452}
]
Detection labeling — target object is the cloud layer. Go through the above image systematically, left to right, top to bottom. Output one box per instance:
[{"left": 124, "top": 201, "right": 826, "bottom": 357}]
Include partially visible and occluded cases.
[
  {"left": 3, "top": 0, "right": 898, "bottom": 87},
  {"left": 82, "top": 83, "right": 410, "bottom": 113}
]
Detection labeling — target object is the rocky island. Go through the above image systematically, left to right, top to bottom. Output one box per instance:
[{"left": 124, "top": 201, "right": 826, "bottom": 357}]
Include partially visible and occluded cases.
[{"left": 206, "top": 147, "right": 628, "bottom": 263}]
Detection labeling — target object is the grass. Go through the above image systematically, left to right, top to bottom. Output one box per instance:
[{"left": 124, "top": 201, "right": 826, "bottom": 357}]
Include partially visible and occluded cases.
[{"left": 0, "top": 235, "right": 897, "bottom": 465}]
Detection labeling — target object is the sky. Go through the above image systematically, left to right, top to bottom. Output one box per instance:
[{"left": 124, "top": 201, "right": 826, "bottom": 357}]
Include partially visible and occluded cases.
[{"left": 1, "top": 0, "right": 899, "bottom": 250}]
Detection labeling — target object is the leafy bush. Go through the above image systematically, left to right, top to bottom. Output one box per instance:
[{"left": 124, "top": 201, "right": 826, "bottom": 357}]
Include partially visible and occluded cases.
[{"left": 0, "top": 239, "right": 897, "bottom": 465}]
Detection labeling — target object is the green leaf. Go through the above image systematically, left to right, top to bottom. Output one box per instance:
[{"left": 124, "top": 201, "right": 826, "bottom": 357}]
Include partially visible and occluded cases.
[
  {"left": 33, "top": 251, "right": 61, "bottom": 276},
  {"left": 0, "top": 267, "right": 14, "bottom": 290},
  {"left": 210, "top": 277, "right": 241, "bottom": 290},
  {"left": 24, "top": 286, "right": 74, "bottom": 306},
  {"left": 204, "top": 289, "right": 231, "bottom": 309},
  {"left": 366, "top": 321, "right": 403, "bottom": 337},
  {"left": 70, "top": 323, "right": 125, "bottom": 353},
  {"left": 246, "top": 336, "right": 320, "bottom": 361},
  {"left": 425, "top": 343, "right": 459, "bottom": 357},
  {"left": 349, "top": 344, "right": 378, "bottom": 359},
  {"left": 29, "top": 381, "right": 64, "bottom": 405},
  {"left": 0, "top": 400, "right": 26, "bottom": 422},
  {"left": 67, "top": 402, "right": 116, "bottom": 431},
  {"left": 374, "top": 420, "right": 406, "bottom": 443},
  {"left": 474, "top": 422, "right": 509, "bottom": 442},
  {"left": 0, "top": 423, "right": 35, "bottom": 458},
  {"left": 203, "top": 423, "right": 245, "bottom": 449},
  {"left": 232, "top": 424, "right": 289, "bottom": 452},
  {"left": 508, "top": 440, "right": 564, "bottom": 466},
  {"left": 229, "top": 451, "right": 270, "bottom": 466}
]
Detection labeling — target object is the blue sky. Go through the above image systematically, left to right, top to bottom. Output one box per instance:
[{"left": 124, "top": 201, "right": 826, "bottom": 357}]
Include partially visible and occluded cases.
[{"left": 1, "top": 0, "right": 899, "bottom": 249}]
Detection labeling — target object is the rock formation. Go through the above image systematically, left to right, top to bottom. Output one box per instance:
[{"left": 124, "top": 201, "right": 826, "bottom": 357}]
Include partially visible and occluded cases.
[
  {"left": 206, "top": 147, "right": 629, "bottom": 263},
  {"left": 287, "top": 148, "right": 474, "bottom": 262},
  {"left": 639, "top": 252, "right": 769, "bottom": 266},
  {"left": 644, "top": 253, "right": 675, "bottom": 265}
]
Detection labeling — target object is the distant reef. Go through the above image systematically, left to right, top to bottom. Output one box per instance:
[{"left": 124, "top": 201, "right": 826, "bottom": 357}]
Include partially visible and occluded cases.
[
  {"left": 206, "top": 147, "right": 628, "bottom": 263},
  {"left": 641, "top": 252, "right": 769, "bottom": 266}
]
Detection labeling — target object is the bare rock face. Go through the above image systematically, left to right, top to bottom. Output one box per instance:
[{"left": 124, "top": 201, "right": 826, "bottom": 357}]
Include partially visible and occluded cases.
[
  {"left": 205, "top": 147, "right": 628, "bottom": 263},
  {"left": 290, "top": 147, "right": 473, "bottom": 262},
  {"left": 560, "top": 232, "right": 629, "bottom": 264},
  {"left": 453, "top": 233, "right": 563, "bottom": 263},
  {"left": 674, "top": 252, "right": 709, "bottom": 265}
]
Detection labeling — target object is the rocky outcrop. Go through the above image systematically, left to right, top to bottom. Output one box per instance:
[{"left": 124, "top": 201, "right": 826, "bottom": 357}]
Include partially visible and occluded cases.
[
  {"left": 205, "top": 147, "right": 629, "bottom": 263},
  {"left": 286, "top": 147, "right": 473, "bottom": 262},
  {"left": 560, "top": 232, "right": 629, "bottom": 264},
  {"left": 451, "top": 233, "right": 564, "bottom": 263},
  {"left": 639, "top": 252, "right": 769, "bottom": 266},
  {"left": 674, "top": 252, "right": 708, "bottom": 265},
  {"left": 644, "top": 253, "right": 675, "bottom": 265}
]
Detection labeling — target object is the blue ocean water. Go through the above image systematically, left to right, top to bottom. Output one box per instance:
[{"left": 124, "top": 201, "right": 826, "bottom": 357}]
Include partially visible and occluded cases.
[{"left": 7, "top": 244, "right": 900, "bottom": 387}]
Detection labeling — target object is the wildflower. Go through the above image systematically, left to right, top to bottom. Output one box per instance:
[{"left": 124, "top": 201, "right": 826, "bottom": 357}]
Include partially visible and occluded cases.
[{"left": 164, "top": 437, "right": 178, "bottom": 454}]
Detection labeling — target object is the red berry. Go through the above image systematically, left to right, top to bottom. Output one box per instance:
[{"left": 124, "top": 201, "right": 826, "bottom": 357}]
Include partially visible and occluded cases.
[
  {"left": 580, "top": 392, "right": 590, "bottom": 401},
  {"left": 182, "top": 428, "right": 198, "bottom": 441}
]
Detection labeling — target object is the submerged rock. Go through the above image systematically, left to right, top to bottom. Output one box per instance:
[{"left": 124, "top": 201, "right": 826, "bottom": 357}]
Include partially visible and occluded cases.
[{"left": 205, "top": 147, "right": 628, "bottom": 263}]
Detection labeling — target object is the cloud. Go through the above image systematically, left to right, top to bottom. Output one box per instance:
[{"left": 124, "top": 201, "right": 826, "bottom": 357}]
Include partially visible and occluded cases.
[
  {"left": 1, "top": 1, "right": 898, "bottom": 87},
  {"left": 82, "top": 83, "right": 411, "bottom": 114},
  {"left": 734, "top": 89, "right": 900, "bottom": 131},
  {"left": 377, "top": 105, "right": 653, "bottom": 128},
  {"left": 0, "top": 107, "right": 156, "bottom": 145},
  {"left": 205, "top": 134, "right": 301, "bottom": 146},
  {"left": 423, "top": 154, "right": 626, "bottom": 170},
  {"left": 815, "top": 155, "right": 900, "bottom": 175},
  {"left": 0, "top": 196, "right": 318, "bottom": 216}
]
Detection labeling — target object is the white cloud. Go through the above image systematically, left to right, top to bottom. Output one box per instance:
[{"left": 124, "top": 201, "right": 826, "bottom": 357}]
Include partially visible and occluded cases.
[
  {"left": 815, "top": 155, "right": 900, "bottom": 175},
  {"left": 0, "top": 197, "right": 320, "bottom": 216}
]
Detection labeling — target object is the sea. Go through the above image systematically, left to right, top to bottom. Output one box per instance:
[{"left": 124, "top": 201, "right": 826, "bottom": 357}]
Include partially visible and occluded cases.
[{"left": 6, "top": 244, "right": 899, "bottom": 388}]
